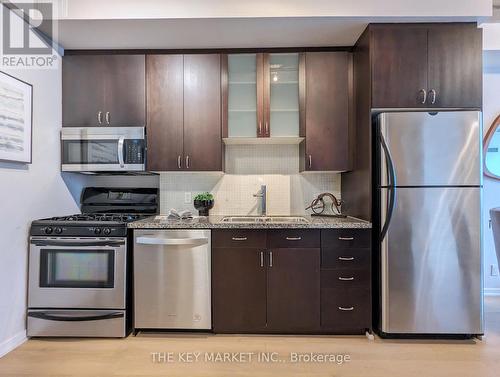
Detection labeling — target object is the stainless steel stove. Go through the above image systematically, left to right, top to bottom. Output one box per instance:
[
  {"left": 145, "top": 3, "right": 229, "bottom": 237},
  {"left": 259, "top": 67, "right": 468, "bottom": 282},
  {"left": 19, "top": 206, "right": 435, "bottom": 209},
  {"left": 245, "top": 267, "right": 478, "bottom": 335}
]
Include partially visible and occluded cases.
[{"left": 27, "top": 187, "right": 158, "bottom": 338}]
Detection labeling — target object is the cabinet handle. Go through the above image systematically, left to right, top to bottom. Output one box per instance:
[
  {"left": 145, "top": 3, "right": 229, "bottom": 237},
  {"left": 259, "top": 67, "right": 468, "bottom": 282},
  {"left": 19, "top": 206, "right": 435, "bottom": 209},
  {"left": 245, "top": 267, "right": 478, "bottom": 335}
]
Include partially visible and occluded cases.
[
  {"left": 420, "top": 89, "right": 427, "bottom": 104},
  {"left": 429, "top": 89, "right": 437, "bottom": 104},
  {"left": 97, "top": 111, "right": 103, "bottom": 125},
  {"left": 105, "top": 111, "right": 110, "bottom": 125},
  {"left": 258, "top": 121, "right": 262, "bottom": 136},
  {"left": 265, "top": 121, "right": 269, "bottom": 135},
  {"left": 177, "top": 155, "right": 182, "bottom": 169},
  {"left": 185, "top": 155, "right": 190, "bottom": 169},
  {"left": 308, "top": 155, "right": 312, "bottom": 168},
  {"left": 231, "top": 237, "right": 247, "bottom": 241},
  {"left": 286, "top": 237, "right": 302, "bottom": 241},
  {"left": 338, "top": 237, "right": 354, "bottom": 241},
  {"left": 260, "top": 251, "right": 264, "bottom": 267},
  {"left": 269, "top": 251, "right": 273, "bottom": 267},
  {"left": 338, "top": 256, "right": 355, "bottom": 261},
  {"left": 338, "top": 276, "right": 354, "bottom": 281},
  {"left": 338, "top": 306, "right": 354, "bottom": 311}
]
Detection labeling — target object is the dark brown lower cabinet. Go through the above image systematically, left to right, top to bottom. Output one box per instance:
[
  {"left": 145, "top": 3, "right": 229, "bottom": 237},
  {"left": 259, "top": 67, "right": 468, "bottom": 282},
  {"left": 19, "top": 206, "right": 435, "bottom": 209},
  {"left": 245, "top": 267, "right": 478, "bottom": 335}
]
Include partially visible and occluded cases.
[
  {"left": 212, "top": 229, "right": 371, "bottom": 334},
  {"left": 212, "top": 247, "right": 267, "bottom": 333},
  {"left": 267, "top": 248, "right": 320, "bottom": 332},
  {"left": 321, "top": 287, "right": 371, "bottom": 333}
]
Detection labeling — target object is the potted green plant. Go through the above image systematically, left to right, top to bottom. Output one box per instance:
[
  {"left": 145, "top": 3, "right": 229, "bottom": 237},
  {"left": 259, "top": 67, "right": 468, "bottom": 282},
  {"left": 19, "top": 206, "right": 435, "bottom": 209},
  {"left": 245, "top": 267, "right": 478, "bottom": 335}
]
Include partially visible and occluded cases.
[{"left": 193, "top": 192, "right": 214, "bottom": 216}]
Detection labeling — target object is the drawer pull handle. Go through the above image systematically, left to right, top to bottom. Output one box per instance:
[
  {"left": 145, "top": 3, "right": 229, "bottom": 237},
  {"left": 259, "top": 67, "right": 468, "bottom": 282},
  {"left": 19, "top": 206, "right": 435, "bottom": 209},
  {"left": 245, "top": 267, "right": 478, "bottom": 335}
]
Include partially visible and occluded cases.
[
  {"left": 232, "top": 237, "right": 248, "bottom": 241},
  {"left": 286, "top": 237, "right": 302, "bottom": 241},
  {"left": 339, "top": 237, "right": 354, "bottom": 241},
  {"left": 339, "top": 256, "right": 355, "bottom": 261},
  {"left": 338, "top": 277, "right": 354, "bottom": 281},
  {"left": 338, "top": 306, "right": 354, "bottom": 311}
]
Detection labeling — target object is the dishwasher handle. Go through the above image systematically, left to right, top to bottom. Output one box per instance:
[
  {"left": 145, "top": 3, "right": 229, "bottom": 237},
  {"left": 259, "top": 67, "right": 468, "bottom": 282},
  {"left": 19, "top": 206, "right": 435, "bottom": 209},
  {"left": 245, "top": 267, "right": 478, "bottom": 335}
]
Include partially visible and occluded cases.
[{"left": 136, "top": 236, "right": 209, "bottom": 246}]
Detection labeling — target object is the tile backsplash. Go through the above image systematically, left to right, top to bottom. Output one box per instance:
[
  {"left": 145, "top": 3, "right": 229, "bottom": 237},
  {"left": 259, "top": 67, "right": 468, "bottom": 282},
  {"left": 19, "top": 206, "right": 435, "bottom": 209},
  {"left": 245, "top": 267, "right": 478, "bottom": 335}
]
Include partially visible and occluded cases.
[{"left": 159, "top": 145, "right": 341, "bottom": 216}]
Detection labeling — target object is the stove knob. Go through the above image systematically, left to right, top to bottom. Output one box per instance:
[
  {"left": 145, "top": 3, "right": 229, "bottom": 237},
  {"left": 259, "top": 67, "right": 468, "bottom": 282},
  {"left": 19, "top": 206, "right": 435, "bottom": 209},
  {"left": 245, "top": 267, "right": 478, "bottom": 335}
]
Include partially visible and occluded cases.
[
  {"left": 44, "top": 227, "right": 53, "bottom": 235},
  {"left": 54, "top": 227, "right": 63, "bottom": 235},
  {"left": 94, "top": 228, "right": 102, "bottom": 235},
  {"left": 103, "top": 228, "right": 111, "bottom": 236}
]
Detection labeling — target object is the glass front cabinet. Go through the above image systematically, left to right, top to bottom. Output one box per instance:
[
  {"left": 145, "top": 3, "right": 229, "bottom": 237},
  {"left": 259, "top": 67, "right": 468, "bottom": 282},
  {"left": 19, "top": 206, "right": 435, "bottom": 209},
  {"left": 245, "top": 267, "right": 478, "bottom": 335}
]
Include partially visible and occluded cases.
[{"left": 224, "top": 53, "right": 303, "bottom": 139}]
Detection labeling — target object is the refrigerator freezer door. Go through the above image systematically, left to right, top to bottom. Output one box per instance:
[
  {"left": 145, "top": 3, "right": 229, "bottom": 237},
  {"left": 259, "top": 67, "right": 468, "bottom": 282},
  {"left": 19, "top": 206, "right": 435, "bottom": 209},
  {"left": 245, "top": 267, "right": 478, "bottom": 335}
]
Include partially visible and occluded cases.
[
  {"left": 379, "top": 111, "right": 482, "bottom": 187},
  {"left": 380, "top": 186, "right": 483, "bottom": 334}
]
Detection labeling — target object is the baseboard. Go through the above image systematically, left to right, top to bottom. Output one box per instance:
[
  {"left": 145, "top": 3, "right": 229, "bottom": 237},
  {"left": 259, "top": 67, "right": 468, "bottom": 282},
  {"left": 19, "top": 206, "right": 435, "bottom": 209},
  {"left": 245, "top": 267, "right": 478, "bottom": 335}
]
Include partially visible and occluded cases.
[
  {"left": 484, "top": 288, "right": 500, "bottom": 296},
  {"left": 0, "top": 330, "right": 27, "bottom": 358}
]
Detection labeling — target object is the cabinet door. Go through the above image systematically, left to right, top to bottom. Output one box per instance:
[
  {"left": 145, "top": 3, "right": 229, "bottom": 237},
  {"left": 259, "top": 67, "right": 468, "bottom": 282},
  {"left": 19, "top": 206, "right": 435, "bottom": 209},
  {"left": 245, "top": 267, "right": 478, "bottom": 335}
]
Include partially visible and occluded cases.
[
  {"left": 427, "top": 24, "right": 482, "bottom": 108},
  {"left": 371, "top": 26, "right": 429, "bottom": 108},
  {"left": 304, "top": 52, "right": 351, "bottom": 171},
  {"left": 264, "top": 53, "right": 301, "bottom": 137},
  {"left": 183, "top": 54, "right": 222, "bottom": 171},
  {"left": 225, "top": 54, "right": 264, "bottom": 137},
  {"left": 62, "top": 55, "right": 105, "bottom": 126},
  {"left": 103, "top": 55, "right": 146, "bottom": 126},
  {"left": 146, "top": 55, "right": 184, "bottom": 171},
  {"left": 212, "top": 248, "right": 267, "bottom": 332},
  {"left": 267, "top": 248, "right": 320, "bottom": 331}
]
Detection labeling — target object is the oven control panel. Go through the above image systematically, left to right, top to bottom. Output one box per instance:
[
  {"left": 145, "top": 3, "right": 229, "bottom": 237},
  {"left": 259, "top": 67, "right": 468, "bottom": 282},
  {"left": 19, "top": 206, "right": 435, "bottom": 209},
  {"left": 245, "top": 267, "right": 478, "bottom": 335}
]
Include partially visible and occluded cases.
[{"left": 30, "top": 225, "right": 128, "bottom": 237}]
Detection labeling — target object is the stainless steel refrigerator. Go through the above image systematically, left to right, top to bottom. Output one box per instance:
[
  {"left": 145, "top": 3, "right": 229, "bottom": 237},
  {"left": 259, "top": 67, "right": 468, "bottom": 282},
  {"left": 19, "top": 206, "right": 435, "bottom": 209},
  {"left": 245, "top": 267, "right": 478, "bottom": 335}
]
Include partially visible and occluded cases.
[{"left": 377, "top": 111, "right": 483, "bottom": 336}]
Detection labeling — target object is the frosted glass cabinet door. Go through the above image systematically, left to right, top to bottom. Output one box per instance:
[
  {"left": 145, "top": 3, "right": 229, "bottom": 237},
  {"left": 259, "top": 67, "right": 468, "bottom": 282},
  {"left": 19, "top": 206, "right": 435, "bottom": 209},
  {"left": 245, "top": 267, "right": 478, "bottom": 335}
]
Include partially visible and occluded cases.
[
  {"left": 267, "top": 53, "right": 300, "bottom": 137},
  {"left": 227, "top": 54, "right": 259, "bottom": 137}
]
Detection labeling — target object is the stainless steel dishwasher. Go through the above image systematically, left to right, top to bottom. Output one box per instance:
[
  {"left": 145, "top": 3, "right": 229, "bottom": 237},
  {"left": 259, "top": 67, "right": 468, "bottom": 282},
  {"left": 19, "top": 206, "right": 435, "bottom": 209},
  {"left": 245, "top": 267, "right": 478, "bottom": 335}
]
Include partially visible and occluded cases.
[{"left": 133, "top": 229, "right": 211, "bottom": 330}]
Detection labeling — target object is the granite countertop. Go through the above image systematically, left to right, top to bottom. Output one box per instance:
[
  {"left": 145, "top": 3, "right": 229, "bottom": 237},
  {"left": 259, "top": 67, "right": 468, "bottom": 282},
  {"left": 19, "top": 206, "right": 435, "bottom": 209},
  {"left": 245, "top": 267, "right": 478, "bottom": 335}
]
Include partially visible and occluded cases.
[{"left": 128, "top": 215, "right": 372, "bottom": 229}]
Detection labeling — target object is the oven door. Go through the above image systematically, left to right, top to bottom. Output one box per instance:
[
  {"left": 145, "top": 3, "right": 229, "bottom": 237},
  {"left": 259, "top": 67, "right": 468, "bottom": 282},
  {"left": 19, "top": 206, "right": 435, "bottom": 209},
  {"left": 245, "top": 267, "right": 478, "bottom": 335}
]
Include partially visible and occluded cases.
[
  {"left": 61, "top": 127, "right": 145, "bottom": 172},
  {"left": 28, "top": 238, "right": 126, "bottom": 309}
]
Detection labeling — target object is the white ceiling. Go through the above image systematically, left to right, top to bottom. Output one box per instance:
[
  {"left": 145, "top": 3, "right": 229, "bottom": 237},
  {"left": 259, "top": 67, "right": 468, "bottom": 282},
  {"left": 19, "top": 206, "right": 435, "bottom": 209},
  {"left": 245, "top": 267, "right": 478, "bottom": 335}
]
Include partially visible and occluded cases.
[
  {"left": 28, "top": 0, "right": 495, "bottom": 50},
  {"left": 54, "top": 16, "right": 493, "bottom": 50}
]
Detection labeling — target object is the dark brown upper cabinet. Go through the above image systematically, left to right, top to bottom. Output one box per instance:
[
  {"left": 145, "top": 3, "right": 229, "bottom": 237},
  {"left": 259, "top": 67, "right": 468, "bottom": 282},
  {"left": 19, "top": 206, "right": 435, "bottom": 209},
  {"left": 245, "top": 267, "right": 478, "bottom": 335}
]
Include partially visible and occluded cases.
[
  {"left": 371, "top": 23, "right": 482, "bottom": 109},
  {"left": 301, "top": 52, "right": 352, "bottom": 172},
  {"left": 222, "top": 53, "right": 303, "bottom": 139},
  {"left": 147, "top": 54, "right": 223, "bottom": 171},
  {"left": 62, "top": 55, "right": 145, "bottom": 127}
]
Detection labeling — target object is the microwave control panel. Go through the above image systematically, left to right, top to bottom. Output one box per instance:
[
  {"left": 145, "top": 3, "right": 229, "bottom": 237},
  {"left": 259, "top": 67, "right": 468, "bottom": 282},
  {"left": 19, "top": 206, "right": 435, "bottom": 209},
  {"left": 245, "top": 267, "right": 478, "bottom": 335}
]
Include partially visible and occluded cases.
[{"left": 124, "top": 140, "right": 145, "bottom": 164}]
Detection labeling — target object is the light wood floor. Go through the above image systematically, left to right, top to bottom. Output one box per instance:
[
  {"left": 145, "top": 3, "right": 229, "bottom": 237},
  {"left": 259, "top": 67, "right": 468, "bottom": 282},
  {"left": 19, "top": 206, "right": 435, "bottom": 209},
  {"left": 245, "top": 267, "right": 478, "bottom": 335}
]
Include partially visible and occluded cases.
[{"left": 1, "top": 297, "right": 500, "bottom": 377}]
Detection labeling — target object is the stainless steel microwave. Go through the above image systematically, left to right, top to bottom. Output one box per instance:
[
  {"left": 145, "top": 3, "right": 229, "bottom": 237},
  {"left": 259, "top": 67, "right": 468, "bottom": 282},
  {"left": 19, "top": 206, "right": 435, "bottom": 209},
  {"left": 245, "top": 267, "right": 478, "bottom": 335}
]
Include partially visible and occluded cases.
[{"left": 61, "top": 127, "right": 146, "bottom": 172}]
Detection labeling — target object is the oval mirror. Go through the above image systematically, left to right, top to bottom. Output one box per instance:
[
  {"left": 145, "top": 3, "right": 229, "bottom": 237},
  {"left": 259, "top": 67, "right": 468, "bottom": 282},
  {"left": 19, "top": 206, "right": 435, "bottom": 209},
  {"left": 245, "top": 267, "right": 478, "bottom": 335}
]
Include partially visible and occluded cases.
[{"left": 485, "top": 114, "right": 500, "bottom": 180}]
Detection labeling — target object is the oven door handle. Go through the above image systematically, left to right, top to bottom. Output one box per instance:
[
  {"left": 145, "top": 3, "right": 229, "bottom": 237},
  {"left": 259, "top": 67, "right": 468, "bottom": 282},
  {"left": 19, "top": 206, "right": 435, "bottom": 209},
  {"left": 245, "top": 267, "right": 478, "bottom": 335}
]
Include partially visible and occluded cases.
[
  {"left": 31, "top": 239, "right": 125, "bottom": 247},
  {"left": 28, "top": 311, "right": 124, "bottom": 322}
]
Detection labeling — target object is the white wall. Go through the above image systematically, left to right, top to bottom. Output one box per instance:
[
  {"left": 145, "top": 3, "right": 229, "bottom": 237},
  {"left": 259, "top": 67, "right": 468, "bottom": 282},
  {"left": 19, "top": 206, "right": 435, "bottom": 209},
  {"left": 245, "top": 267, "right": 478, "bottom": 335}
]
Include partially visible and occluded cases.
[
  {"left": 0, "top": 12, "right": 80, "bottom": 357},
  {"left": 483, "top": 67, "right": 500, "bottom": 293}
]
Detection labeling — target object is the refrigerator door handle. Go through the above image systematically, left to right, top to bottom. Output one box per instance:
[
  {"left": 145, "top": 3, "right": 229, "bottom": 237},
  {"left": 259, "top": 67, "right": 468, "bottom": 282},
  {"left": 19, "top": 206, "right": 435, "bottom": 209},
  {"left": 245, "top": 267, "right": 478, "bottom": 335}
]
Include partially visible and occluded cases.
[{"left": 380, "top": 130, "right": 397, "bottom": 241}]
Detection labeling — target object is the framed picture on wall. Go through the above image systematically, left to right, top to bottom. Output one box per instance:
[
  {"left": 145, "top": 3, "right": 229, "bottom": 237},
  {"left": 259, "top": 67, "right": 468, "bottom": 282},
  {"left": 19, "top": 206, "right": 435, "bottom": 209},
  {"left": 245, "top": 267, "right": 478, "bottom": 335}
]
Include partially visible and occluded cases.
[{"left": 0, "top": 71, "right": 33, "bottom": 164}]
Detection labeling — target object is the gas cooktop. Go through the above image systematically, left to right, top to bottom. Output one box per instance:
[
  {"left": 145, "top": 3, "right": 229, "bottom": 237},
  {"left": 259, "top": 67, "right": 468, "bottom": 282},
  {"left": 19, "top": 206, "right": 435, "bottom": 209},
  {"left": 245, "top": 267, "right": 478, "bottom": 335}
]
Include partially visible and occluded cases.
[{"left": 30, "top": 187, "right": 158, "bottom": 238}]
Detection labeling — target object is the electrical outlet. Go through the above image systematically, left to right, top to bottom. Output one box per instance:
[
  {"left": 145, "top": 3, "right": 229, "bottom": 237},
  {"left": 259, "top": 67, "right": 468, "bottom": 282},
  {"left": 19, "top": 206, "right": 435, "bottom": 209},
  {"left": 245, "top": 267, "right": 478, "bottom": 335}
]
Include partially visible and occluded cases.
[
  {"left": 184, "top": 192, "right": 192, "bottom": 204},
  {"left": 490, "top": 265, "right": 499, "bottom": 277}
]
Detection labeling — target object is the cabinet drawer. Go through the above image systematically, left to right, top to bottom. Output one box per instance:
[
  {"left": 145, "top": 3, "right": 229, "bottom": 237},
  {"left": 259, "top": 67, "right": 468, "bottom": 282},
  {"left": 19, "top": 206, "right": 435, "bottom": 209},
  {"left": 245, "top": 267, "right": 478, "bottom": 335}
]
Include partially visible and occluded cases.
[
  {"left": 321, "top": 229, "right": 371, "bottom": 249},
  {"left": 212, "top": 230, "right": 266, "bottom": 249},
  {"left": 268, "top": 230, "right": 320, "bottom": 249},
  {"left": 321, "top": 248, "right": 370, "bottom": 269},
  {"left": 321, "top": 269, "right": 370, "bottom": 289},
  {"left": 321, "top": 287, "right": 371, "bottom": 331}
]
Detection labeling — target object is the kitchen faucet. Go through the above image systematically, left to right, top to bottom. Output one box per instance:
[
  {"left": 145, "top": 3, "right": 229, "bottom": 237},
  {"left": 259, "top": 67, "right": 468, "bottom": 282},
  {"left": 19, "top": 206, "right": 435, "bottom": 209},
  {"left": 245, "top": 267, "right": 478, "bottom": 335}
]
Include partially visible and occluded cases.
[{"left": 253, "top": 185, "right": 267, "bottom": 216}]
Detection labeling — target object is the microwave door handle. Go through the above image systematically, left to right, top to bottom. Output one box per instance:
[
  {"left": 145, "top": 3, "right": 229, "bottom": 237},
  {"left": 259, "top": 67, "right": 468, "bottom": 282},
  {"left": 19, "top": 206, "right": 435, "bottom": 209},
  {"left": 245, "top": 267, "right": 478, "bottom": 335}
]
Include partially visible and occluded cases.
[
  {"left": 118, "top": 137, "right": 125, "bottom": 168},
  {"left": 28, "top": 311, "right": 124, "bottom": 322}
]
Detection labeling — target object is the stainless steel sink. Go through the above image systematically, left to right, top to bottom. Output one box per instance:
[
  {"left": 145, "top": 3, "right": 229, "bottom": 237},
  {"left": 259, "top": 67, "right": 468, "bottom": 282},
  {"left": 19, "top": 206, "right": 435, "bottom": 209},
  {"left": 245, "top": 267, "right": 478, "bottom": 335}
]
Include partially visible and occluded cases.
[{"left": 221, "top": 216, "right": 309, "bottom": 224}]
